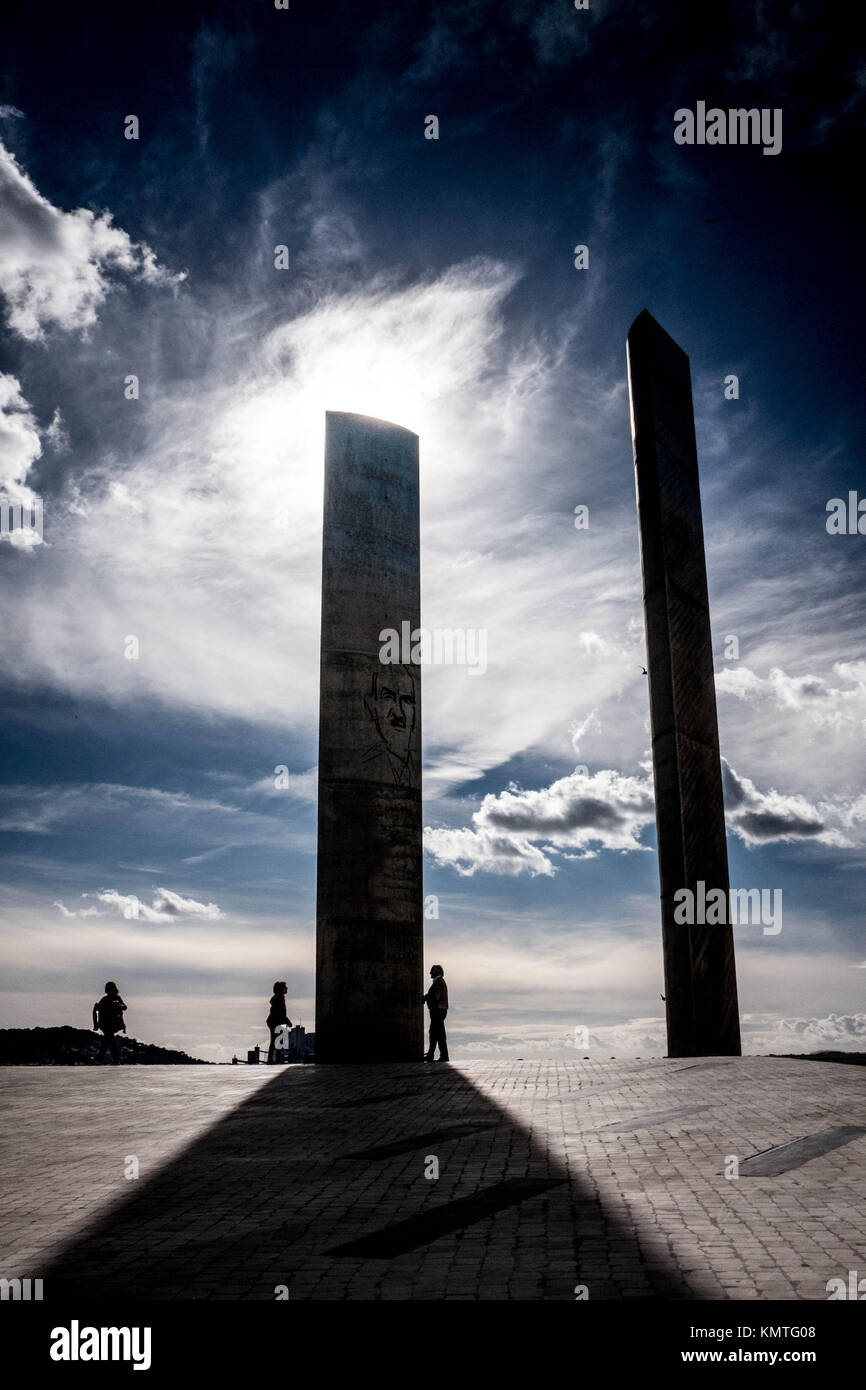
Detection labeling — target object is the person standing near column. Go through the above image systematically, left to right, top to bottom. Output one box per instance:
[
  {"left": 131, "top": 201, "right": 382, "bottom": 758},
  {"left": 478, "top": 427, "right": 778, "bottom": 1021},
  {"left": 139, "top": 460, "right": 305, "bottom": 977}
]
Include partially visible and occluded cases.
[{"left": 423, "top": 965, "right": 449, "bottom": 1063}]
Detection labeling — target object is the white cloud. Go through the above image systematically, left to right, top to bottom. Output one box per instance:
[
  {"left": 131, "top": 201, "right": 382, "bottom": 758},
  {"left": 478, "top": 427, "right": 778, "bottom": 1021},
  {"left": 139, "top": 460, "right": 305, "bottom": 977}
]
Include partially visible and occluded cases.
[
  {"left": 0, "top": 139, "right": 183, "bottom": 340},
  {"left": 0, "top": 372, "right": 44, "bottom": 548},
  {"left": 0, "top": 373, "right": 41, "bottom": 484},
  {"left": 44, "top": 407, "right": 68, "bottom": 452},
  {"left": 717, "top": 661, "right": 866, "bottom": 735},
  {"left": 569, "top": 705, "right": 601, "bottom": 756},
  {"left": 722, "top": 759, "right": 858, "bottom": 848},
  {"left": 426, "top": 766, "right": 655, "bottom": 876},
  {"left": 424, "top": 824, "right": 559, "bottom": 877},
  {"left": 92, "top": 887, "right": 223, "bottom": 922},
  {"left": 151, "top": 887, "right": 224, "bottom": 919},
  {"left": 54, "top": 900, "right": 101, "bottom": 919},
  {"left": 742, "top": 1011, "right": 866, "bottom": 1054}
]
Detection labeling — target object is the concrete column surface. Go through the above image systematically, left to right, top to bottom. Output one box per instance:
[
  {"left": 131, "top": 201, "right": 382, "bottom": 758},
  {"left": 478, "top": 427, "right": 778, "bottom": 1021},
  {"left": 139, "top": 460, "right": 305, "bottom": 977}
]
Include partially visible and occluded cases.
[
  {"left": 627, "top": 311, "right": 741, "bottom": 1058},
  {"left": 315, "top": 411, "right": 423, "bottom": 1062}
]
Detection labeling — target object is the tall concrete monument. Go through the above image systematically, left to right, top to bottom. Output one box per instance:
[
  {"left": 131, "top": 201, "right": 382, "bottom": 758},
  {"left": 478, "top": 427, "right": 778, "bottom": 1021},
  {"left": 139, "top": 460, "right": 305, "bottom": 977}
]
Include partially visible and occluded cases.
[
  {"left": 627, "top": 311, "right": 741, "bottom": 1057},
  {"left": 315, "top": 411, "right": 423, "bottom": 1062}
]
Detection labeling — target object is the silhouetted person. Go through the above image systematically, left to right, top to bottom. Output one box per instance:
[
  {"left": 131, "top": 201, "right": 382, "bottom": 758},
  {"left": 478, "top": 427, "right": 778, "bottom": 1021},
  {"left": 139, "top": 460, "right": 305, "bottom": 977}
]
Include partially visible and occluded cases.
[
  {"left": 423, "top": 964, "right": 449, "bottom": 1062},
  {"left": 92, "top": 981, "right": 127, "bottom": 1064},
  {"left": 266, "top": 981, "right": 292, "bottom": 1063}
]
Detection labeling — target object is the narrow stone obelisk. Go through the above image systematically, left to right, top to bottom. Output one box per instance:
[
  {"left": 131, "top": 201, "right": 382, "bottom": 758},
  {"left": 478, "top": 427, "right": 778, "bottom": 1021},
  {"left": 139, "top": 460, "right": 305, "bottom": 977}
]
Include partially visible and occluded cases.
[
  {"left": 627, "top": 311, "right": 741, "bottom": 1057},
  {"left": 315, "top": 411, "right": 423, "bottom": 1062}
]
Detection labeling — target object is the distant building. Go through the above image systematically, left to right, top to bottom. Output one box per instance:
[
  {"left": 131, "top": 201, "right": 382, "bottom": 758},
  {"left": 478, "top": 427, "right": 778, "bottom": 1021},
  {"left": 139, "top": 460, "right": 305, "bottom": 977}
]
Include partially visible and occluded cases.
[
  {"left": 277, "top": 1025, "right": 314, "bottom": 1062},
  {"left": 247, "top": 1045, "right": 261, "bottom": 1065}
]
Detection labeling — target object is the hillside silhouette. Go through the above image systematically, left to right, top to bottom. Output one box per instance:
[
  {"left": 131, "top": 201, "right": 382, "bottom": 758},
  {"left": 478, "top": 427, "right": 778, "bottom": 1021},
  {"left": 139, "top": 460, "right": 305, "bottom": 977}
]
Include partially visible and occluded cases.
[{"left": 0, "top": 1026, "right": 208, "bottom": 1065}]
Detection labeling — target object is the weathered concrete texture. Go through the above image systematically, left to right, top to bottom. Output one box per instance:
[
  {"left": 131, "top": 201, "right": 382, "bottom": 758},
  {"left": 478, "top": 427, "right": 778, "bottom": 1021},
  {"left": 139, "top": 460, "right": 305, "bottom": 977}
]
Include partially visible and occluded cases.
[
  {"left": 627, "top": 311, "right": 741, "bottom": 1058},
  {"left": 316, "top": 412, "right": 423, "bottom": 1062},
  {"left": 2, "top": 1059, "right": 864, "bottom": 1300}
]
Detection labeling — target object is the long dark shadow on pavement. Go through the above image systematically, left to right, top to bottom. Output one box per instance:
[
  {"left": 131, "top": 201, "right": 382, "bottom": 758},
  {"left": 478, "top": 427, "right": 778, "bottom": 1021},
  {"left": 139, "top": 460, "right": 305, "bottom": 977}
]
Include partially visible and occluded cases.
[{"left": 42, "top": 1065, "right": 699, "bottom": 1300}]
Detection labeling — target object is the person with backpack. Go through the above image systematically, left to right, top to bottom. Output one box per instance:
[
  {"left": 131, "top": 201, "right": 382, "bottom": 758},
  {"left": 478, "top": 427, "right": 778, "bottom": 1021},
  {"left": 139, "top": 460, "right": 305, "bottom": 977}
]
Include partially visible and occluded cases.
[
  {"left": 92, "top": 981, "right": 127, "bottom": 1064},
  {"left": 266, "top": 981, "right": 293, "bottom": 1063}
]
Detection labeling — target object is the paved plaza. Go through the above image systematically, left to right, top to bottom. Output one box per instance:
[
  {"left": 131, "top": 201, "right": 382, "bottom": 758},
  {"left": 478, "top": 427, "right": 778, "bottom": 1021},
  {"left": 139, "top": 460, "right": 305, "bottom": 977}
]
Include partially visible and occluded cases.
[{"left": 1, "top": 1057, "right": 864, "bottom": 1300}]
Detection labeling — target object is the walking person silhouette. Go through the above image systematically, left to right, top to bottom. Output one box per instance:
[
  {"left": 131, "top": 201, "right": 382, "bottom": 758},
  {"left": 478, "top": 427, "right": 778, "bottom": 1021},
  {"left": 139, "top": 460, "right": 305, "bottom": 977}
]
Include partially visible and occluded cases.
[
  {"left": 423, "top": 964, "right": 449, "bottom": 1062},
  {"left": 92, "top": 981, "right": 127, "bottom": 1064},
  {"left": 266, "top": 981, "right": 292, "bottom": 1063}
]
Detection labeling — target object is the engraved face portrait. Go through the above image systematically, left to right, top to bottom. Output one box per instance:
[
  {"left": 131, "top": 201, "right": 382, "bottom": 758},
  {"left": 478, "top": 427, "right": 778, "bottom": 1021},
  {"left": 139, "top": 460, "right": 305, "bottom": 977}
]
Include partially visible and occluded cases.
[{"left": 362, "top": 665, "right": 417, "bottom": 785}]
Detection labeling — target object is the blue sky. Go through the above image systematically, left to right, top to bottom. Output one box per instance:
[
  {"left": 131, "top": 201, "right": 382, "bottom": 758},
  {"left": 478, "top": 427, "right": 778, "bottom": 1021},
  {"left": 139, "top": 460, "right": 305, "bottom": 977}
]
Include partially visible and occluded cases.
[{"left": 0, "top": 0, "right": 863, "bottom": 1060}]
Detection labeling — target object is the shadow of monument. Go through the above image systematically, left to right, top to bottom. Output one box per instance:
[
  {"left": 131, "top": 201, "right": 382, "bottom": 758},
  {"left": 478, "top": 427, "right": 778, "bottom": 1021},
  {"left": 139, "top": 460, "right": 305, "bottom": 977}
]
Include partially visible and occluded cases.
[{"left": 43, "top": 1065, "right": 700, "bottom": 1300}]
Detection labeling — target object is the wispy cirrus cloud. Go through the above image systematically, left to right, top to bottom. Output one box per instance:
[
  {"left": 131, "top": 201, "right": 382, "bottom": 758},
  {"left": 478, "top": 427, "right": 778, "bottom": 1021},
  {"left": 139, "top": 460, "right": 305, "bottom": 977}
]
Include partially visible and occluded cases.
[
  {"left": 0, "top": 251, "right": 581, "bottom": 742},
  {"left": 0, "top": 780, "right": 314, "bottom": 865}
]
